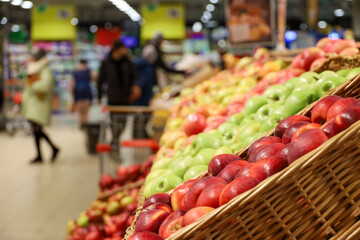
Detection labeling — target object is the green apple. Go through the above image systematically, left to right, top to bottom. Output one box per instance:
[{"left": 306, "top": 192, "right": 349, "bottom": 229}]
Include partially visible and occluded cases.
[
  {"left": 346, "top": 67, "right": 360, "bottom": 80},
  {"left": 336, "top": 69, "right": 350, "bottom": 77},
  {"left": 318, "top": 70, "right": 338, "bottom": 80},
  {"left": 299, "top": 71, "right": 319, "bottom": 84},
  {"left": 240, "top": 76, "right": 258, "bottom": 90},
  {"left": 316, "top": 76, "right": 345, "bottom": 97},
  {"left": 284, "top": 77, "right": 298, "bottom": 91},
  {"left": 263, "top": 84, "right": 292, "bottom": 103},
  {"left": 292, "top": 84, "right": 319, "bottom": 102},
  {"left": 284, "top": 90, "right": 314, "bottom": 116},
  {"left": 243, "top": 96, "right": 268, "bottom": 114},
  {"left": 255, "top": 104, "right": 274, "bottom": 122},
  {"left": 273, "top": 105, "right": 287, "bottom": 117},
  {"left": 227, "top": 112, "right": 244, "bottom": 125},
  {"left": 239, "top": 113, "right": 257, "bottom": 127},
  {"left": 260, "top": 114, "right": 284, "bottom": 132},
  {"left": 166, "top": 118, "right": 184, "bottom": 131},
  {"left": 217, "top": 122, "right": 238, "bottom": 135},
  {"left": 237, "top": 122, "right": 262, "bottom": 142},
  {"left": 222, "top": 126, "right": 242, "bottom": 146},
  {"left": 189, "top": 132, "right": 222, "bottom": 157},
  {"left": 242, "top": 132, "right": 266, "bottom": 148},
  {"left": 229, "top": 141, "right": 245, "bottom": 153},
  {"left": 182, "top": 145, "right": 192, "bottom": 156},
  {"left": 212, "top": 146, "right": 233, "bottom": 157},
  {"left": 191, "top": 148, "right": 216, "bottom": 167},
  {"left": 173, "top": 149, "right": 183, "bottom": 158},
  {"left": 151, "top": 157, "right": 173, "bottom": 170},
  {"left": 170, "top": 157, "right": 192, "bottom": 178},
  {"left": 183, "top": 165, "right": 208, "bottom": 181},
  {"left": 145, "top": 169, "right": 169, "bottom": 184},
  {"left": 151, "top": 173, "right": 183, "bottom": 195},
  {"left": 144, "top": 180, "right": 155, "bottom": 198},
  {"left": 120, "top": 196, "right": 135, "bottom": 207},
  {"left": 106, "top": 201, "right": 120, "bottom": 215},
  {"left": 76, "top": 215, "right": 90, "bottom": 227},
  {"left": 66, "top": 220, "right": 76, "bottom": 234}
]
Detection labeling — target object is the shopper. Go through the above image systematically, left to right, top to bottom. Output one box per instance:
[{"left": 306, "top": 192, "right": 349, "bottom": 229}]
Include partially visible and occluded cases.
[
  {"left": 97, "top": 41, "right": 139, "bottom": 160},
  {"left": 22, "top": 49, "right": 59, "bottom": 164},
  {"left": 72, "top": 60, "right": 93, "bottom": 127}
]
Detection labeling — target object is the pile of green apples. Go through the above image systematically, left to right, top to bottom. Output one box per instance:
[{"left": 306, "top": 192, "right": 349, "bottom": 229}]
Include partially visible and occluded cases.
[{"left": 144, "top": 67, "right": 360, "bottom": 198}]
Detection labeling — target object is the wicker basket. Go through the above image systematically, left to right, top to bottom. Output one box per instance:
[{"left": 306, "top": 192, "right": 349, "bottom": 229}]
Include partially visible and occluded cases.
[
  {"left": 312, "top": 55, "right": 360, "bottom": 73},
  {"left": 97, "top": 179, "right": 145, "bottom": 201}
]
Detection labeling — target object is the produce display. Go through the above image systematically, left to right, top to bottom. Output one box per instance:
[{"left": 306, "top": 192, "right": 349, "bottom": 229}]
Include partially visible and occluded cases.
[{"left": 132, "top": 95, "right": 360, "bottom": 239}]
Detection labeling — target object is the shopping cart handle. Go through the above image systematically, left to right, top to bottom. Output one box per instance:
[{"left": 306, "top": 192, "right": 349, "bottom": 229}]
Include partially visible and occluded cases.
[
  {"left": 102, "top": 106, "right": 109, "bottom": 113},
  {"left": 121, "top": 139, "right": 159, "bottom": 151},
  {"left": 96, "top": 143, "right": 111, "bottom": 153}
]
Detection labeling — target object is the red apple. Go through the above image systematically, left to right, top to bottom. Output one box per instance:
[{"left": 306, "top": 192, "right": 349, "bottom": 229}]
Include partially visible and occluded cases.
[
  {"left": 316, "top": 37, "right": 331, "bottom": 49},
  {"left": 327, "top": 39, "right": 357, "bottom": 54},
  {"left": 322, "top": 40, "right": 337, "bottom": 53},
  {"left": 302, "top": 47, "right": 326, "bottom": 71},
  {"left": 340, "top": 47, "right": 360, "bottom": 55},
  {"left": 291, "top": 53, "right": 305, "bottom": 70},
  {"left": 310, "top": 57, "right": 327, "bottom": 71},
  {"left": 311, "top": 95, "right": 342, "bottom": 124},
  {"left": 327, "top": 97, "right": 360, "bottom": 121},
  {"left": 332, "top": 106, "right": 360, "bottom": 135},
  {"left": 183, "top": 113, "right": 207, "bottom": 136},
  {"left": 275, "top": 115, "right": 311, "bottom": 138},
  {"left": 322, "top": 119, "right": 335, "bottom": 138},
  {"left": 282, "top": 121, "right": 311, "bottom": 145},
  {"left": 291, "top": 123, "right": 322, "bottom": 142},
  {"left": 288, "top": 129, "right": 328, "bottom": 164},
  {"left": 247, "top": 136, "right": 282, "bottom": 157},
  {"left": 248, "top": 143, "right": 285, "bottom": 163},
  {"left": 277, "top": 143, "right": 290, "bottom": 160},
  {"left": 208, "top": 154, "right": 242, "bottom": 176},
  {"left": 249, "top": 156, "right": 288, "bottom": 181},
  {"left": 225, "top": 160, "right": 248, "bottom": 169},
  {"left": 235, "top": 163, "right": 254, "bottom": 178},
  {"left": 127, "top": 164, "right": 141, "bottom": 180},
  {"left": 217, "top": 165, "right": 244, "bottom": 183},
  {"left": 116, "top": 166, "right": 128, "bottom": 184},
  {"left": 99, "top": 174, "right": 115, "bottom": 190},
  {"left": 187, "top": 177, "right": 227, "bottom": 209},
  {"left": 219, "top": 177, "right": 260, "bottom": 206},
  {"left": 171, "top": 179, "right": 197, "bottom": 211},
  {"left": 196, "top": 183, "right": 227, "bottom": 208},
  {"left": 143, "top": 193, "right": 171, "bottom": 209},
  {"left": 145, "top": 202, "right": 173, "bottom": 214},
  {"left": 126, "top": 203, "right": 138, "bottom": 214},
  {"left": 182, "top": 206, "right": 215, "bottom": 226},
  {"left": 86, "top": 209, "right": 103, "bottom": 223},
  {"left": 134, "top": 209, "right": 169, "bottom": 234},
  {"left": 158, "top": 210, "right": 186, "bottom": 238},
  {"left": 111, "top": 212, "right": 130, "bottom": 230},
  {"left": 126, "top": 215, "right": 135, "bottom": 228},
  {"left": 160, "top": 216, "right": 184, "bottom": 239},
  {"left": 104, "top": 221, "right": 118, "bottom": 236},
  {"left": 85, "top": 231, "right": 102, "bottom": 240},
  {"left": 112, "top": 231, "right": 125, "bottom": 239},
  {"left": 128, "top": 231, "right": 164, "bottom": 240}
]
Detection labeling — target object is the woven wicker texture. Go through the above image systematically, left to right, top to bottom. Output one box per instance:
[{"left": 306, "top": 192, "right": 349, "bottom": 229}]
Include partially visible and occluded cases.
[
  {"left": 313, "top": 55, "right": 360, "bottom": 73},
  {"left": 168, "top": 119, "right": 360, "bottom": 240},
  {"left": 97, "top": 179, "right": 145, "bottom": 200},
  {"left": 124, "top": 185, "right": 146, "bottom": 239}
]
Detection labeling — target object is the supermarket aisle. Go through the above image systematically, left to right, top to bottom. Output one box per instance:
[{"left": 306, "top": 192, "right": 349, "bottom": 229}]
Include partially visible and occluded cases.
[{"left": 0, "top": 114, "right": 99, "bottom": 240}]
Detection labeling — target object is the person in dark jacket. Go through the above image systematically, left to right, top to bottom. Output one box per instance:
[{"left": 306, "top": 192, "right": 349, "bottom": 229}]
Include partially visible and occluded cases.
[{"left": 97, "top": 41, "right": 139, "bottom": 161}]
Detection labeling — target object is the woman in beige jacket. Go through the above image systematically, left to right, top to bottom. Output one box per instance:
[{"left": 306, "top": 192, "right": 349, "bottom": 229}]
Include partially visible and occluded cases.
[{"left": 22, "top": 49, "right": 59, "bottom": 164}]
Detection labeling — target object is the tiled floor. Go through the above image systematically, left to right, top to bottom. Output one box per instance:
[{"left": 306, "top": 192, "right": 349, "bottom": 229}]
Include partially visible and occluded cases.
[{"left": 0, "top": 115, "right": 99, "bottom": 240}]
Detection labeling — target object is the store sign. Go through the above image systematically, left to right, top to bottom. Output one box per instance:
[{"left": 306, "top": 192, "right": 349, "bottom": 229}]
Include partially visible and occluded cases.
[{"left": 225, "top": 0, "right": 275, "bottom": 46}]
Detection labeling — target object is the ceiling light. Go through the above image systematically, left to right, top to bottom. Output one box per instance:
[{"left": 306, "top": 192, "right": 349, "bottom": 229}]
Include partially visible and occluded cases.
[
  {"left": 1, "top": 0, "right": 11, "bottom": 2},
  {"left": 11, "top": 0, "right": 22, "bottom": 6},
  {"left": 21, "top": 0, "right": 33, "bottom": 9},
  {"left": 108, "top": 0, "right": 141, "bottom": 22},
  {"left": 210, "top": 0, "right": 219, "bottom": 3},
  {"left": 206, "top": 4, "right": 215, "bottom": 12},
  {"left": 334, "top": 9, "right": 345, "bottom": 17},
  {"left": 203, "top": 11, "right": 212, "bottom": 19},
  {"left": 201, "top": 16, "right": 209, "bottom": 23},
  {"left": 1, "top": 17, "right": 8, "bottom": 25},
  {"left": 70, "top": 18, "right": 78, "bottom": 26},
  {"left": 317, "top": 20, "right": 327, "bottom": 29},
  {"left": 192, "top": 22, "right": 203, "bottom": 33},
  {"left": 11, "top": 24, "right": 20, "bottom": 32},
  {"left": 90, "top": 25, "right": 98, "bottom": 33},
  {"left": 218, "top": 39, "right": 226, "bottom": 48}
]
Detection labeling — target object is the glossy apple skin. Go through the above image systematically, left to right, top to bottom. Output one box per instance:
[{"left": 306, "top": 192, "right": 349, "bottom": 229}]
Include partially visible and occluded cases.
[
  {"left": 302, "top": 47, "right": 326, "bottom": 71},
  {"left": 340, "top": 47, "right": 360, "bottom": 55},
  {"left": 291, "top": 53, "right": 304, "bottom": 69},
  {"left": 310, "top": 57, "right": 327, "bottom": 71},
  {"left": 311, "top": 95, "right": 342, "bottom": 124},
  {"left": 327, "top": 98, "right": 360, "bottom": 121},
  {"left": 332, "top": 106, "right": 360, "bottom": 135},
  {"left": 183, "top": 113, "right": 207, "bottom": 136},
  {"left": 275, "top": 115, "right": 311, "bottom": 138},
  {"left": 322, "top": 119, "right": 335, "bottom": 138},
  {"left": 282, "top": 121, "right": 310, "bottom": 145},
  {"left": 291, "top": 123, "right": 322, "bottom": 142},
  {"left": 288, "top": 129, "right": 328, "bottom": 164},
  {"left": 247, "top": 136, "right": 282, "bottom": 157},
  {"left": 248, "top": 143, "right": 285, "bottom": 163},
  {"left": 277, "top": 143, "right": 290, "bottom": 160},
  {"left": 208, "top": 154, "right": 242, "bottom": 176},
  {"left": 249, "top": 156, "right": 289, "bottom": 181},
  {"left": 225, "top": 160, "right": 248, "bottom": 169},
  {"left": 235, "top": 163, "right": 254, "bottom": 178},
  {"left": 217, "top": 165, "right": 244, "bottom": 183},
  {"left": 99, "top": 174, "right": 115, "bottom": 190},
  {"left": 187, "top": 177, "right": 227, "bottom": 209},
  {"left": 219, "top": 177, "right": 260, "bottom": 206},
  {"left": 171, "top": 179, "right": 197, "bottom": 211},
  {"left": 196, "top": 183, "right": 227, "bottom": 208},
  {"left": 143, "top": 193, "right": 171, "bottom": 209},
  {"left": 145, "top": 203, "right": 173, "bottom": 214},
  {"left": 182, "top": 206, "right": 215, "bottom": 226},
  {"left": 134, "top": 209, "right": 169, "bottom": 234},
  {"left": 158, "top": 210, "right": 186, "bottom": 238},
  {"left": 126, "top": 215, "right": 135, "bottom": 229},
  {"left": 160, "top": 216, "right": 184, "bottom": 239},
  {"left": 85, "top": 230, "right": 102, "bottom": 240},
  {"left": 128, "top": 231, "right": 164, "bottom": 240}
]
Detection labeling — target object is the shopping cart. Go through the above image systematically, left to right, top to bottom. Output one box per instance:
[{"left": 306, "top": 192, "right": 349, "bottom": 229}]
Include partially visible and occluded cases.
[{"left": 96, "top": 105, "right": 169, "bottom": 175}]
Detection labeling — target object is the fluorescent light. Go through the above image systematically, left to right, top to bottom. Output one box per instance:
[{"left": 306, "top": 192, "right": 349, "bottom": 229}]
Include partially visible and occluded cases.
[
  {"left": 1, "top": 0, "right": 11, "bottom": 2},
  {"left": 11, "top": 0, "right": 22, "bottom": 6},
  {"left": 21, "top": 0, "right": 32, "bottom": 9},
  {"left": 108, "top": 0, "right": 141, "bottom": 22},
  {"left": 210, "top": 0, "right": 219, "bottom": 3},
  {"left": 206, "top": 4, "right": 215, "bottom": 12},
  {"left": 334, "top": 9, "right": 345, "bottom": 17},
  {"left": 203, "top": 11, "right": 212, "bottom": 19},
  {"left": 201, "top": 16, "right": 209, "bottom": 23},
  {"left": 1, "top": 17, "right": 8, "bottom": 25},
  {"left": 70, "top": 18, "right": 78, "bottom": 26},
  {"left": 317, "top": 20, "right": 327, "bottom": 29},
  {"left": 192, "top": 22, "right": 203, "bottom": 32},
  {"left": 11, "top": 24, "right": 20, "bottom": 32},
  {"left": 90, "top": 25, "right": 98, "bottom": 33},
  {"left": 218, "top": 39, "right": 226, "bottom": 48}
]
